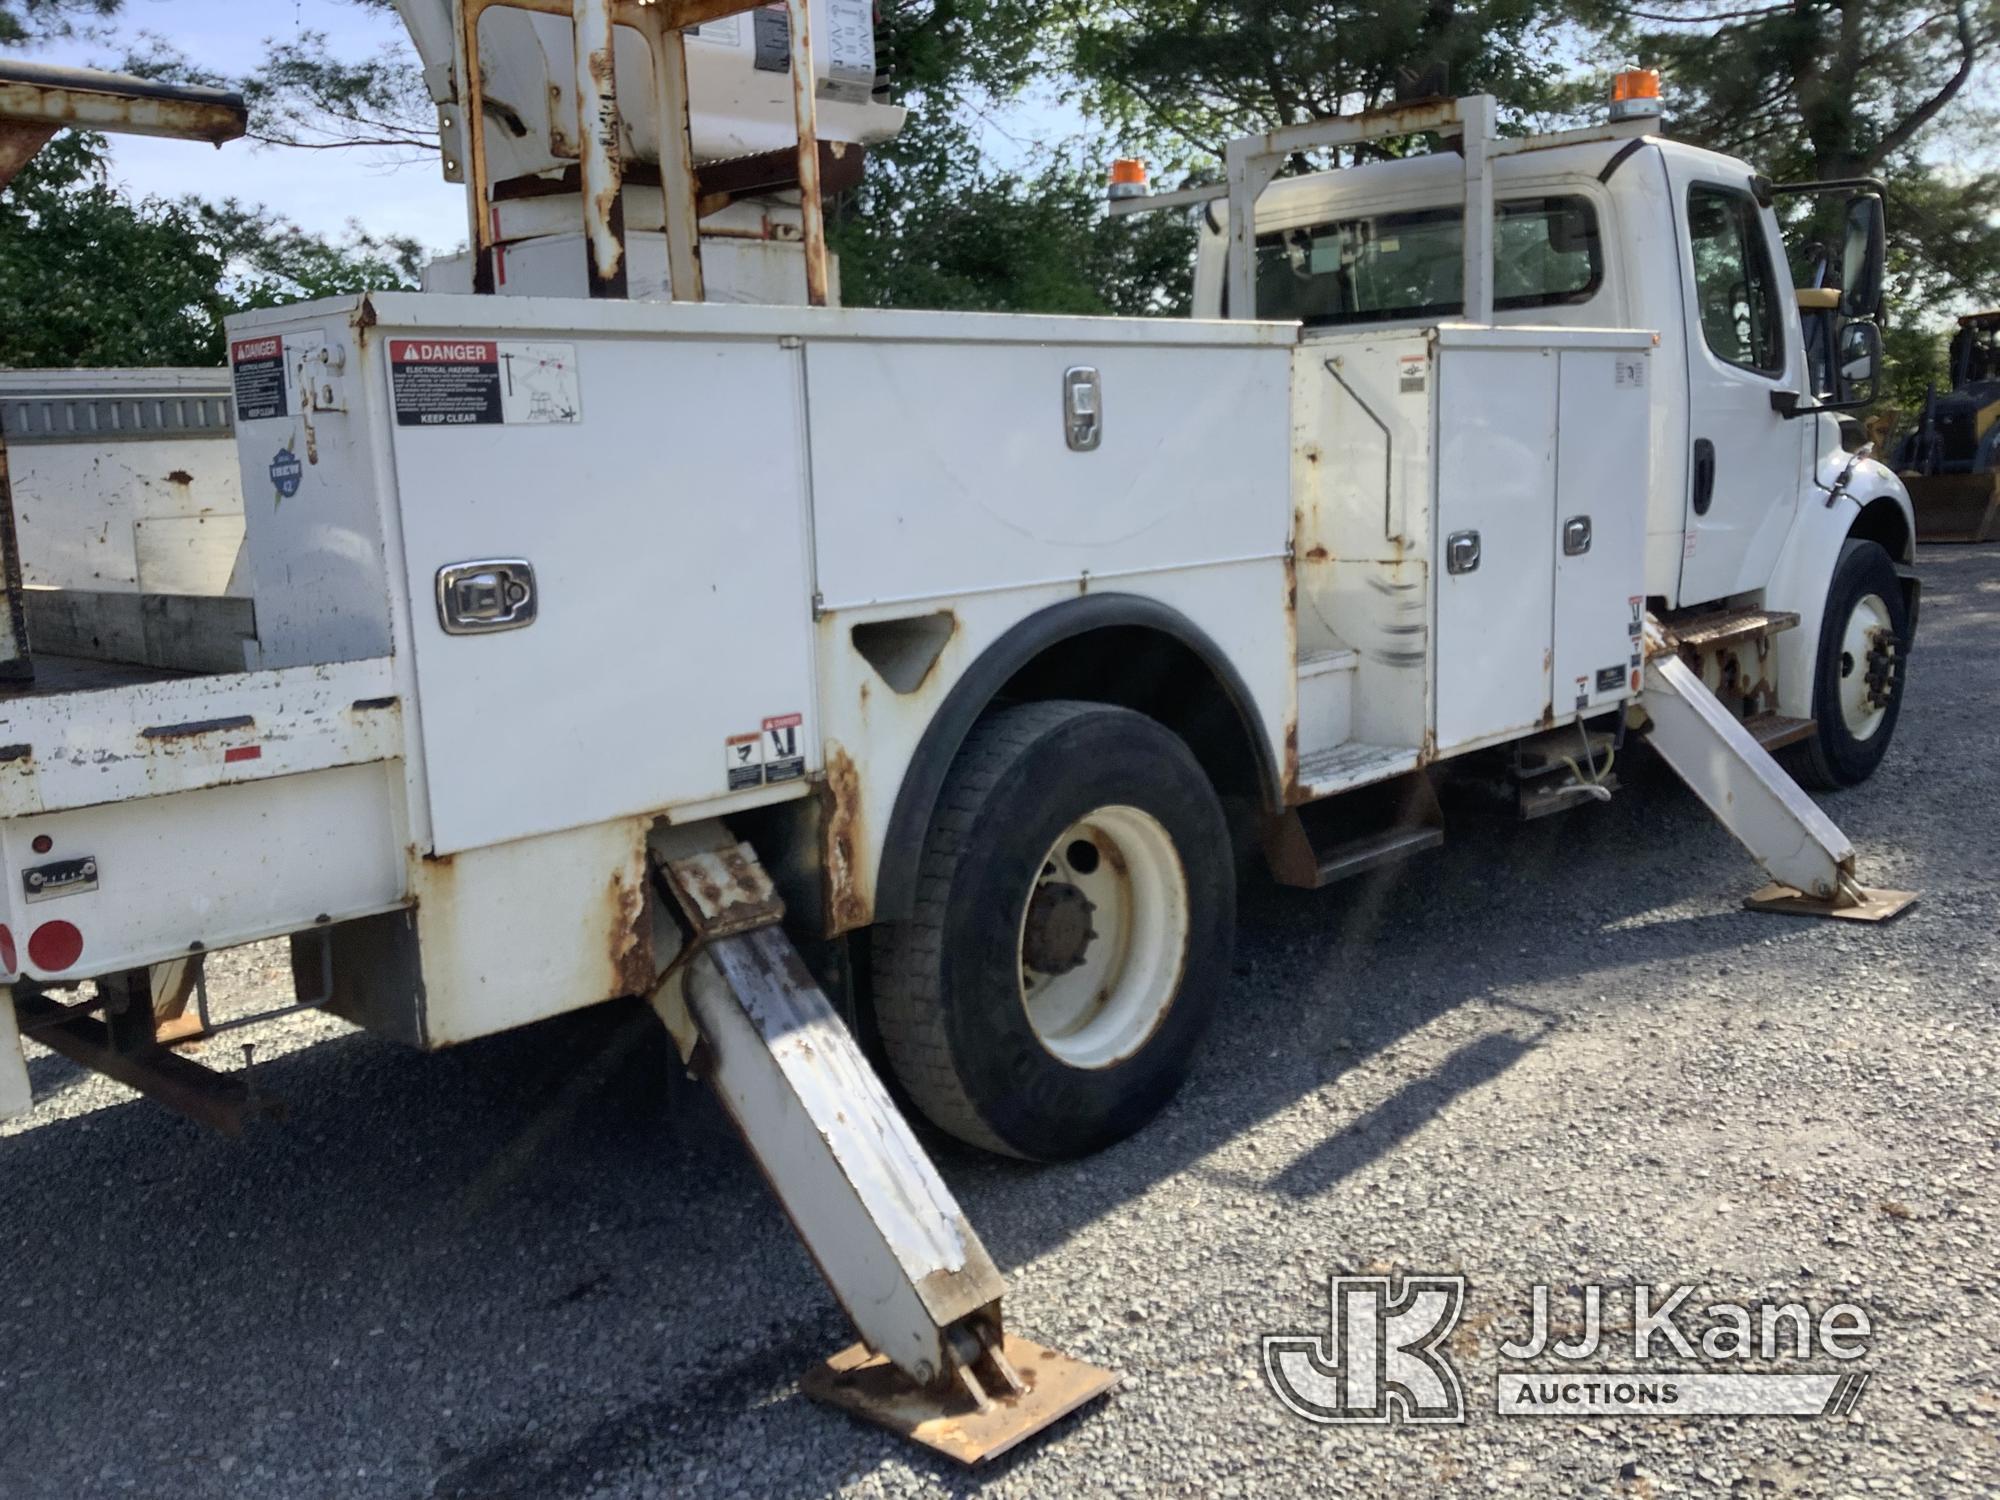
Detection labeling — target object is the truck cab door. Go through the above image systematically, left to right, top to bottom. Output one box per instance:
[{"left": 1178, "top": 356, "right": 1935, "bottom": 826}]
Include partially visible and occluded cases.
[{"left": 1666, "top": 165, "right": 1807, "bottom": 607}]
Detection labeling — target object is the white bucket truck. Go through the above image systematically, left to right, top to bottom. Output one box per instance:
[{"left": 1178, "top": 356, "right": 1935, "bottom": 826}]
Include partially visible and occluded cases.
[{"left": 0, "top": 14, "right": 1915, "bottom": 1462}]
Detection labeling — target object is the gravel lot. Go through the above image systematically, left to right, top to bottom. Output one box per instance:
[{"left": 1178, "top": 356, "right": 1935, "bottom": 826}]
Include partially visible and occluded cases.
[{"left": 3, "top": 548, "right": 1998, "bottom": 1500}]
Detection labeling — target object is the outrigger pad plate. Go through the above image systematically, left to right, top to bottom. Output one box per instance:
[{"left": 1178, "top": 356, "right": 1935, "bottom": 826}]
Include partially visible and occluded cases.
[
  {"left": 1744, "top": 883, "right": 1919, "bottom": 923},
  {"left": 802, "top": 1335, "right": 1120, "bottom": 1465}
]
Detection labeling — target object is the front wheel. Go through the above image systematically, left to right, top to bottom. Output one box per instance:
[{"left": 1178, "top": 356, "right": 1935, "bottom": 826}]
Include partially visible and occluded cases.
[
  {"left": 1784, "top": 539, "right": 1910, "bottom": 789},
  {"left": 871, "top": 700, "right": 1235, "bottom": 1160}
]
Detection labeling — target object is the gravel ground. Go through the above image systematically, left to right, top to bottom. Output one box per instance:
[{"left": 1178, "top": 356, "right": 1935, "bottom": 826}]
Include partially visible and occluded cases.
[{"left": 4, "top": 548, "right": 1998, "bottom": 1500}]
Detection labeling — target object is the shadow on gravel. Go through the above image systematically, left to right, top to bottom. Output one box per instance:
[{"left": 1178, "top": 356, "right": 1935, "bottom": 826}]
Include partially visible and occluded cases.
[{"left": 4, "top": 550, "right": 1986, "bottom": 1500}]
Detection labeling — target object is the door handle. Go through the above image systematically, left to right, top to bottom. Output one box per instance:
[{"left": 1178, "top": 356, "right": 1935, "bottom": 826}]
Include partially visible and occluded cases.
[
  {"left": 1063, "top": 366, "right": 1102, "bottom": 451},
  {"left": 1692, "top": 438, "right": 1717, "bottom": 517},
  {"left": 1563, "top": 516, "right": 1593, "bottom": 556},
  {"left": 1446, "top": 530, "right": 1481, "bottom": 575},
  {"left": 436, "top": 559, "right": 537, "bottom": 634}
]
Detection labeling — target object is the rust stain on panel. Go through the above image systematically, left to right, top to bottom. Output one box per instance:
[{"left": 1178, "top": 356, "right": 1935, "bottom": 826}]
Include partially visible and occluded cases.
[
  {"left": 821, "top": 741, "right": 870, "bottom": 935},
  {"left": 607, "top": 862, "right": 653, "bottom": 997}
]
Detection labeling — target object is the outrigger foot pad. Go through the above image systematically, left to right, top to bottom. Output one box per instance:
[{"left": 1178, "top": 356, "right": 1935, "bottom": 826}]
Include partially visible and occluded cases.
[
  {"left": 1743, "top": 882, "right": 1918, "bottom": 923},
  {"left": 803, "top": 1332, "right": 1120, "bottom": 1465}
]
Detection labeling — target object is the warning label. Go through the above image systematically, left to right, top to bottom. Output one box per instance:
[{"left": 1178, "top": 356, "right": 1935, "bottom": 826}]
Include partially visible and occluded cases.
[
  {"left": 230, "top": 336, "right": 288, "bottom": 422},
  {"left": 390, "top": 340, "right": 581, "bottom": 428},
  {"left": 762, "top": 713, "right": 805, "bottom": 784},
  {"left": 724, "top": 732, "right": 765, "bottom": 791}
]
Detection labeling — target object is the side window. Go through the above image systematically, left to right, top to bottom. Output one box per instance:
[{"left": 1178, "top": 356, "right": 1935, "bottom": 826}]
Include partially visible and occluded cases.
[
  {"left": 1686, "top": 184, "right": 1784, "bottom": 375},
  {"left": 1250, "top": 195, "right": 1603, "bottom": 327}
]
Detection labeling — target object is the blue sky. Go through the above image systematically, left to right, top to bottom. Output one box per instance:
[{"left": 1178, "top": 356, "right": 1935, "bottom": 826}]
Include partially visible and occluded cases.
[{"left": 34, "top": 0, "right": 470, "bottom": 252}]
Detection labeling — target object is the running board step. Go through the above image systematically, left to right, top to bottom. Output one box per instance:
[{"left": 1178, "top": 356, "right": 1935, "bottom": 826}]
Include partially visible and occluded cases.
[
  {"left": 1662, "top": 607, "right": 1800, "bottom": 652},
  {"left": 1637, "top": 620, "right": 1915, "bottom": 922},
  {"left": 1742, "top": 712, "right": 1816, "bottom": 752},
  {"left": 1265, "top": 769, "right": 1444, "bottom": 889},
  {"left": 646, "top": 837, "right": 1118, "bottom": 1463}
]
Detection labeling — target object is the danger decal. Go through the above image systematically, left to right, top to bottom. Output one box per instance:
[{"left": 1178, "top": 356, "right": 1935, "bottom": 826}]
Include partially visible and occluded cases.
[
  {"left": 230, "top": 335, "right": 289, "bottom": 422},
  {"left": 390, "top": 339, "right": 581, "bottom": 428},
  {"left": 762, "top": 714, "right": 806, "bottom": 784}
]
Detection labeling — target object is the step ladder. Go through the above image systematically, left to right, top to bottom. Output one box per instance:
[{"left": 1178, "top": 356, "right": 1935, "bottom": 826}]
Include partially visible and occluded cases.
[
  {"left": 1636, "top": 617, "right": 1915, "bottom": 921},
  {"left": 644, "top": 832, "right": 1117, "bottom": 1463}
]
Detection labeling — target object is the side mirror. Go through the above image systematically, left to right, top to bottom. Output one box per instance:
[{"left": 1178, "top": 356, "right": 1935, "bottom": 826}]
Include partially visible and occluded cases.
[
  {"left": 1840, "top": 194, "right": 1885, "bottom": 320},
  {"left": 1837, "top": 320, "right": 1881, "bottom": 406}
]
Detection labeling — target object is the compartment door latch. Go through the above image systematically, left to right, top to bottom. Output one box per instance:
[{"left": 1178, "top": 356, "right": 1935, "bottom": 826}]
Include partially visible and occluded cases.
[{"left": 436, "top": 559, "right": 537, "bottom": 635}]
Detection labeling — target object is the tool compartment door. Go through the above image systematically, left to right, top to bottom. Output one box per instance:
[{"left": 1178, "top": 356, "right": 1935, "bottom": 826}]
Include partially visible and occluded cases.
[
  {"left": 389, "top": 332, "right": 815, "bottom": 855},
  {"left": 1432, "top": 341, "right": 1558, "bottom": 751},
  {"left": 1552, "top": 344, "right": 1652, "bottom": 718}
]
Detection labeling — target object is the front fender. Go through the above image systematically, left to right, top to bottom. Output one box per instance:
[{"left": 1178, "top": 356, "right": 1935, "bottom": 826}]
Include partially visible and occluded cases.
[{"left": 1764, "top": 424, "right": 1915, "bottom": 719}]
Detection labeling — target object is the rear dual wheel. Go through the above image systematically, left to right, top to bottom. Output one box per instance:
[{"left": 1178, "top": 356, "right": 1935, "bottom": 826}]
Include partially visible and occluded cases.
[{"left": 871, "top": 701, "right": 1234, "bottom": 1160}]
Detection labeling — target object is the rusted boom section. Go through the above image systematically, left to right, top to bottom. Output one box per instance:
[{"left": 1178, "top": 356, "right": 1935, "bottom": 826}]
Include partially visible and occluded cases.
[{"left": 0, "top": 60, "right": 246, "bottom": 173}]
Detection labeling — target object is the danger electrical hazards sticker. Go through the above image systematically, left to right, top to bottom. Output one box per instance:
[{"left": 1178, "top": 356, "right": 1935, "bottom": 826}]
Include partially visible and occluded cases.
[
  {"left": 230, "top": 336, "right": 289, "bottom": 422},
  {"left": 389, "top": 340, "right": 582, "bottom": 427},
  {"left": 723, "top": 715, "right": 806, "bottom": 791}
]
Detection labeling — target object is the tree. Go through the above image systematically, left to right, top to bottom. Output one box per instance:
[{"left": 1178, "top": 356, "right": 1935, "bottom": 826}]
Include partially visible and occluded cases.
[
  {"left": 0, "top": 0, "right": 116, "bottom": 46},
  {"left": 1060, "top": 0, "right": 1575, "bottom": 156},
  {"left": 1581, "top": 0, "right": 1999, "bottom": 181},
  {"left": 120, "top": 25, "right": 438, "bottom": 157},
  {"left": 831, "top": 113, "right": 1197, "bottom": 315},
  {"left": 0, "top": 131, "right": 421, "bottom": 369},
  {"left": 0, "top": 132, "right": 226, "bottom": 366}
]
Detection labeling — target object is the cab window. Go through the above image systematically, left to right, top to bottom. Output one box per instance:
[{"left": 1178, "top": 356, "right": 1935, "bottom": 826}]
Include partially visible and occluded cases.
[
  {"left": 1686, "top": 184, "right": 1784, "bottom": 375},
  {"left": 1251, "top": 196, "right": 1602, "bottom": 326}
]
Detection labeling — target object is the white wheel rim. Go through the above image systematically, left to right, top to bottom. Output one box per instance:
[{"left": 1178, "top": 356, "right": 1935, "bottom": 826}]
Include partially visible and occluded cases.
[
  {"left": 1836, "top": 592, "right": 1894, "bottom": 742},
  {"left": 1017, "top": 805, "right": 1191, "bottom": 1071}
]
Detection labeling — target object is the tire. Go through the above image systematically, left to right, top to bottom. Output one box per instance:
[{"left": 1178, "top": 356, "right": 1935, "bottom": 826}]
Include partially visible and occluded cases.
[
  {"left": 1783, "top": 539, "right": 1910, "bottom": 790},
  {"left": 871, "top": 700, "right": 1234, "bottom": 1160}
]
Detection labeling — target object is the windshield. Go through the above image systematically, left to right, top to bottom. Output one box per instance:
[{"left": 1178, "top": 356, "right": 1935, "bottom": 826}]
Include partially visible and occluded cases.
[{"left": 1251, "top": 196, "right": 1603, "bottom": 326}]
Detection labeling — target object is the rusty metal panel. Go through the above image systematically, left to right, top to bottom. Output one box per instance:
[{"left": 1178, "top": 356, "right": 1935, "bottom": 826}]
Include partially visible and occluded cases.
[
  {"left": 571, "top": 0, "right": 630, "bottom": 298},
  {"left": 0, "top": 60, "right": 246, "bottom": 145},
  {"left": 0, "top": 657, "right": 400, "bottom": 818}
]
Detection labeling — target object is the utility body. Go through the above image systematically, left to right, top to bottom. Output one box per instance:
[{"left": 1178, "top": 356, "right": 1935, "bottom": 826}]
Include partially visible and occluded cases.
[{"left": 0, "top": 11, "right": 1919, "bottom": 1462}]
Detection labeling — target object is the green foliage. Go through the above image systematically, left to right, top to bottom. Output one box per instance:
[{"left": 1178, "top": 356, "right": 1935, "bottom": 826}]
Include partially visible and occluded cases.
[
  {"left": 0, "top": 0, "right": 117, "bottom": 46},
  {"left": 1063, "top": 0, "right": 1573, "bottom": 149},
  {"left": 122, "top": 29, "right": 436, "bottom": 156},
  {"left": 832, "top": 115, "right": 1196, "bottom": 315},
  {"left": 0, "top": 133, "right": 420, "bottom": 369},
  {"left": 0, "top": 133, "right": 226, "bottom": 366}
]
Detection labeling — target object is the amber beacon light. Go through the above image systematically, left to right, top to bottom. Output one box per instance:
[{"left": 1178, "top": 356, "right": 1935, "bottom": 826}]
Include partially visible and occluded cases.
[
  {"left": 1610, "top": 68, "right": 1663, "bottom": 122},
  {"left": 1107, "top": 157, "right": 1150, "bottom": 201}
]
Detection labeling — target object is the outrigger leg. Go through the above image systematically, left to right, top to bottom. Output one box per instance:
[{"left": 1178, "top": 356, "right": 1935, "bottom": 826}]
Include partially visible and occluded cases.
[
  {"left": 1638, "top": 620, "right": 1916, "bottom": 922},
  {"left": 645, "top": 832, "right": 1118, "bottom": 1464}
]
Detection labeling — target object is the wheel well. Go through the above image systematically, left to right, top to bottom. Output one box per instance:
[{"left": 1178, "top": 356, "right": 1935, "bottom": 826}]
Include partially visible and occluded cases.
[
  {"left": 1848, "top": 496, "right": 1912, "bottom": 563},
  {"left": 871, "top": 596, "right": 1279, "bottom": 924},
  {"left": 1000, "top": 625, "right": 1269, "bottom": 811}
]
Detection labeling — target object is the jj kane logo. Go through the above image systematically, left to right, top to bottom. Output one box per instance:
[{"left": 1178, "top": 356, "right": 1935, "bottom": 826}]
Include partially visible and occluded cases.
[{"left": 1263, "top": 1276, "right": 1873, "bottom": 1425}]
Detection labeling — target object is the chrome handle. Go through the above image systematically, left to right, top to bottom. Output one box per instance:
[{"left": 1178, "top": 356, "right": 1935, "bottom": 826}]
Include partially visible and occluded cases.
[
  {"left": 1063, "top": 366, "right": 1102, "bottom": 452},
  {"left": 1563, "top": 516, "right": 1593, "bottom": 556},
  {"left": 1446, "top": 530, "right": 1481, "bottom": 575},
  {"left": 436, "top": 559, "right": 537, "bottom": 635}
]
